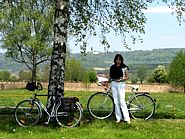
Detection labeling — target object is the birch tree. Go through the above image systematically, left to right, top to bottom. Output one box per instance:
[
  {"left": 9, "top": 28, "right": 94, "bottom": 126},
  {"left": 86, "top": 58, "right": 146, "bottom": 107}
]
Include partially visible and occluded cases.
[
  {"left": 47, "top": 0, "right": 185, "bottom": 107},
  {"left": 47, "top": 0, "right": 148, "bottom": 108}
]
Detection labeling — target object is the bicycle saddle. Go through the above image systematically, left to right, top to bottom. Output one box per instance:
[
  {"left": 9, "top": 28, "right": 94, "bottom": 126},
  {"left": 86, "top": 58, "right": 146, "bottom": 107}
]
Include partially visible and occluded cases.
[{"left": 129, "top": 85, "right": 139, "bottom": 91}]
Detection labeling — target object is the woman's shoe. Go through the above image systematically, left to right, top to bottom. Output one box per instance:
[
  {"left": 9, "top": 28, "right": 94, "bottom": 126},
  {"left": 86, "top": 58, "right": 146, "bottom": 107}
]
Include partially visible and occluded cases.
[
  {"left": 116, "top": 119, "right": 121, "bottom": 123},
  {"left": 126, "top": 121, "right": 131, "bottom": 124}
]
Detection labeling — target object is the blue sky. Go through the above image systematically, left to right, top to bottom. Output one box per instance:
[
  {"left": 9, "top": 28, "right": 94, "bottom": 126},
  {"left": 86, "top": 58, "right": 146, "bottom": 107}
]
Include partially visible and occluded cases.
[{"left": 69, "top": 5, "right": 185, "bottom": 53}]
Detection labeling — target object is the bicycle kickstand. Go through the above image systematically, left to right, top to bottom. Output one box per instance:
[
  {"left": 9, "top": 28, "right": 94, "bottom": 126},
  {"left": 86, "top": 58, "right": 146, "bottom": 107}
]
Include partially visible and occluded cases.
[{"left": 45, "top": 117, "right": 50, "bottom": 125}]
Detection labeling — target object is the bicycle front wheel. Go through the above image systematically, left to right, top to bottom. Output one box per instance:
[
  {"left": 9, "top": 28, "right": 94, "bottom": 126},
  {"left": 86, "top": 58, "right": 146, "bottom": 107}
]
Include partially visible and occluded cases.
[
  {"left": 87, "top": 92, "right": 114, "bottom": 119},
  {"left": 128, "top": 94, "right": 155, "bottom": 120},
  {"left": 14, "top": 99, "right": 41, "bottom": 127},
  {"left": 56, "top": 102, "right": 83, "bottom": 128}
]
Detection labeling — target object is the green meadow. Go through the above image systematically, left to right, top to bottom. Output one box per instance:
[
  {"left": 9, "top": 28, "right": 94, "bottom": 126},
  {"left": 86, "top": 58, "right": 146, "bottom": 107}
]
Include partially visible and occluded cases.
[{"left": 0, "top": 89, "right": 185, "bottom": 139}]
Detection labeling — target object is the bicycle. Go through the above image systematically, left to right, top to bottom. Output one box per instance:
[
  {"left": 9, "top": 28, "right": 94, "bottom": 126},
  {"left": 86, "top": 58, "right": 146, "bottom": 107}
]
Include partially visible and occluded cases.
[
  {"left": 87, "top": 80, "right": 156, "bottom": 120},
  {"left": 14, "top": 82, "right": 83, "bottom": 128}
]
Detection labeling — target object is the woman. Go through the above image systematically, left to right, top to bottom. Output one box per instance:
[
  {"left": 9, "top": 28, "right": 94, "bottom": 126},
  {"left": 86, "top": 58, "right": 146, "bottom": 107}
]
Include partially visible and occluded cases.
[{"left": 109, "top": 54, "right": 130, "bottom": 124}]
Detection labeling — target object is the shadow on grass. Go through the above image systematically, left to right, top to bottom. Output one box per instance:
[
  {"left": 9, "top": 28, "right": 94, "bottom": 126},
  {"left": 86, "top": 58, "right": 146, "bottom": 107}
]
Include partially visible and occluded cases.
[
  {"left": 0, "top": 108, "right": 185, "bottom": 133},
  {"left": 0, "top": 110, "right": 94, "bottom": 132},
  {"left": 153, "top": 112, "right": 185, "bottom": 119}
]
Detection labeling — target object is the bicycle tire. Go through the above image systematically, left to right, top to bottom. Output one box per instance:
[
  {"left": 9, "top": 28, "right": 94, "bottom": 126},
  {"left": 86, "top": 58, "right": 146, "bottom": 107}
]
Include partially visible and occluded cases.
[
  {"left": 87, "top": 92, "right": 114, "bottom": 120},
  {"left": 128, "top": 94, "right": 155, "bottom": 120},
  {"left": 14, "top": 99, "right": 41, "bottom": 127},
  {"left": 55, "top": 102, "right": 83, "bottom": 128}
]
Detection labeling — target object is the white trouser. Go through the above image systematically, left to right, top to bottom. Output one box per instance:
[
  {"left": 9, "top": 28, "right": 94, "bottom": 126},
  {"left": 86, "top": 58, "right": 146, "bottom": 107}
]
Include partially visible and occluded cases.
[{"left": 111, "top": 81, "right": 130, "bottom": 122}]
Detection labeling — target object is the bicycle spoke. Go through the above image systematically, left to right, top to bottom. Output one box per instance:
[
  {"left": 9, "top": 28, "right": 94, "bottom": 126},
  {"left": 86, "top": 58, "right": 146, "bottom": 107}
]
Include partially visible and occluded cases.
[
  {"left": 87, "top": 92, "right": 114, "bottom": 119},
  {"left": 128, "top": 94, "right": 155, "bottom": 120},
  {"left": 14, "top": 100, "right": 41, "bottom": 127},
  {"left": 56, "top": 102, "right": 82, "bottom": 127}
]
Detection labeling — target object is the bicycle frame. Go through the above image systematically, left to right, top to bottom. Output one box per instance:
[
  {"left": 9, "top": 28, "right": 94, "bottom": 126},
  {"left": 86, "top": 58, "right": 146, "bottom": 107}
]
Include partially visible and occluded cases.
[{"left": 31, "top": 94, "right": 60, "bottom": 124}]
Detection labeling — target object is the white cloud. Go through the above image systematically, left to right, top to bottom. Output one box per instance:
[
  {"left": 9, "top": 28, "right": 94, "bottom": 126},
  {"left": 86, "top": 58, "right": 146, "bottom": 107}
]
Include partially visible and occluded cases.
[{"left": 143, "top": 6, "right": 175, "bottom": 14}]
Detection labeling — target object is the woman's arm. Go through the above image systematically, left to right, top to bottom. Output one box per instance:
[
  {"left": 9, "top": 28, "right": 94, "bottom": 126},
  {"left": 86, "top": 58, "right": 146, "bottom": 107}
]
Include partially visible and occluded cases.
[
  {"left": 119, "top": 68, "right": 129, "bottom": 82},
  {"left": 123, "top": 69, "right": 129, "bottom": 80}
]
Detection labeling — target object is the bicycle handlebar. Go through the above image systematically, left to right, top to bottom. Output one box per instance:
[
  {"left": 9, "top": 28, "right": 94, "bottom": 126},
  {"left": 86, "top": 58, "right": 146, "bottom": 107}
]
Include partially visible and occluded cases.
[{"left": 36, "top": 82, "right": 43, "bottom": 91}]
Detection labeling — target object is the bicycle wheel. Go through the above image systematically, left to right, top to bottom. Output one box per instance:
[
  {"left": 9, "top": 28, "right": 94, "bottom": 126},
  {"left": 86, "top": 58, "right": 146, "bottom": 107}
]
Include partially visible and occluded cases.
[
  {"left": 87, "top": 92, "right": 114, "bottom": 119},
  {"left": 128, "top": 94, "right": 155, "bottom": 120},
  {"left": 14, "top": 99, "right": 41, "bottom": 127},
  {"left": 56, "top": 102, "right": 83, "bottom": 128}
]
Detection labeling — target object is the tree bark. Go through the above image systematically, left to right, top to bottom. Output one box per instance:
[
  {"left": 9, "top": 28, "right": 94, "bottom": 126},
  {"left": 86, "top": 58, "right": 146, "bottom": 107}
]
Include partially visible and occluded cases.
[
  {"left": 47, "top": 0, "right": 69, "bottom": 108},
  {"left": 32, "top": 49, "right": 37, "bottom": 82}
]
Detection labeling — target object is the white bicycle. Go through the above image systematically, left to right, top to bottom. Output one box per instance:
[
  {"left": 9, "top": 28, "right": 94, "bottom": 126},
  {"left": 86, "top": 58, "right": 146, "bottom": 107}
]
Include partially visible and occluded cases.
[
  {"left": 87, "top": 81, "right": 156, "bottom": 120},
  {"left": 14, "top": 82, "right": 83, "bottom": 127}
]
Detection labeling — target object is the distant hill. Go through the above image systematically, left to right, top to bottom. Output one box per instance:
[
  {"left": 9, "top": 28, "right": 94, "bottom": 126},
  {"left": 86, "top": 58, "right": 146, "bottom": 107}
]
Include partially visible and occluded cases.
[
  {"left": 0, "top": 48, "right": 184, "bottom": 74},
  {"left": 70, "top": 48, "right": 185, "bottom": 73},
  {"left": 0, "top": 53, "right": 26, "bottom": 72}
]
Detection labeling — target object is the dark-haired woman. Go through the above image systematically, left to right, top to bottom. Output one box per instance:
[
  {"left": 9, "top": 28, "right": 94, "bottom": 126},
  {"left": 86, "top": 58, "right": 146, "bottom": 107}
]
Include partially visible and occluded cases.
[{"left": 109, "top": 54, "right": 130, "bottom": 124}]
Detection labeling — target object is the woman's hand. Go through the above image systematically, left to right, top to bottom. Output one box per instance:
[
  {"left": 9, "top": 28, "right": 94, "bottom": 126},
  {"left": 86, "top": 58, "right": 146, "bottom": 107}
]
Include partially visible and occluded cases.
[
  {"left": 116, "top": 78, "right": 123, "bottom": 82},
  {"left": 115, "top": 79, "right": 120, "bottom": 82}
]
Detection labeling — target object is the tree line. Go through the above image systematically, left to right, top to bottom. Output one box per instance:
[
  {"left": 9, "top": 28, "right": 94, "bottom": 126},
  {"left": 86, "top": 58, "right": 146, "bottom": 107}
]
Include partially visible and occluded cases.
[
  {"left": 0, "top": 50, "right": 184, "bottom": 93},
  {"left": 0, "top": 58, "right": 97, "bottom": 84}
]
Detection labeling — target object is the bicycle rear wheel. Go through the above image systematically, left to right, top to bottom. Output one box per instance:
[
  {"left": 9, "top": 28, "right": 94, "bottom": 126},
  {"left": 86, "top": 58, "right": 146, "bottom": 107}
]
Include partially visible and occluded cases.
[
  {"left": 87, "top": 92, "right": 114, "bottom": 119},
  {"left": 128, "top": 94, "right": 155, "bottom": 120},
  {"left": 14, "top": 99, "right": 41, "bottom": 127},
  {"left": 56, "top": 102, "right": 83, "bottom": 128}
]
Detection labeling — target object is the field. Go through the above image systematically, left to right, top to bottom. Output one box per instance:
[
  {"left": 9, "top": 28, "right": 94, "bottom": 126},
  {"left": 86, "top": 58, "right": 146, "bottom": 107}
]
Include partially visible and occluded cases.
[{"left": 0, "top": 89, "right": 185, "bottom": 139}]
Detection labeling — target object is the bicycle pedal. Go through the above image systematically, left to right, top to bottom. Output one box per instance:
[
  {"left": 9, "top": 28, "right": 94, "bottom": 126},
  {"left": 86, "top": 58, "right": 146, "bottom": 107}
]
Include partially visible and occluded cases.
[
  {"left": 20, "top": 119, "right": 25, "bottom": 124},
  {"left": 67, "top": 122, "right": 72, "bottom": 126}
]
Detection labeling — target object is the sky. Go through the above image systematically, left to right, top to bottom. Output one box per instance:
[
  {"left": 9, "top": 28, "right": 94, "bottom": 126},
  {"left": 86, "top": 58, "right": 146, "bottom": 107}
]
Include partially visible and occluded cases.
[{"left": 69, "top": 5, "right": 185, "bottom": 53}]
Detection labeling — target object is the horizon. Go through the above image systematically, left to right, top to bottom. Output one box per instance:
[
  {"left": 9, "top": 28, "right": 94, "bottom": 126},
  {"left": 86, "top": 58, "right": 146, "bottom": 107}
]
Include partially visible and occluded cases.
[
  {"left": 0, "top": 47, "right": 184, "bottom": 55},
  {"left": 74, "top": 47, "right": 185, "bottom": 54}
]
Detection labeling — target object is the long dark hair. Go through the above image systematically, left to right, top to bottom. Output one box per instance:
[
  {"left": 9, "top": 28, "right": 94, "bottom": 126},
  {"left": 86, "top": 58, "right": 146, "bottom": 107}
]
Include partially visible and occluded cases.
[{"left": 114, "top": 54, "right": 129, "bottom": 70}]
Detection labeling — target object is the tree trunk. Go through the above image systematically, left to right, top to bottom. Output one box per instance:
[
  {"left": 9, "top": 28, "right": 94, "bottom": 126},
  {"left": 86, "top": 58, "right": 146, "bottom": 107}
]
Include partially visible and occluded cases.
[
  {"left": 47, "top": 0, "right": 69, "bottom": 109},
  {"left": 32, "top": 51, "right": 37, "bottom": 82}
]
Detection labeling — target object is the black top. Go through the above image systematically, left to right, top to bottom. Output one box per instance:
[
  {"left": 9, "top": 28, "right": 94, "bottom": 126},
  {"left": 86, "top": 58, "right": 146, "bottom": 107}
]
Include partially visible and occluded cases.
[{"left": 109, "top": 64, "right": 129, "bottom": 80}]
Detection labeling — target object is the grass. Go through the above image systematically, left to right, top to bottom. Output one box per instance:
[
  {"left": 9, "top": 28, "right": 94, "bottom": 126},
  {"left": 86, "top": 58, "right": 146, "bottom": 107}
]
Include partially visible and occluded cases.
[
  {"left": 0, "top": 89, "right": 185, "bottom": 139},
  {"left": 0, "top": 115, "right": 185, "bottom": 139}
]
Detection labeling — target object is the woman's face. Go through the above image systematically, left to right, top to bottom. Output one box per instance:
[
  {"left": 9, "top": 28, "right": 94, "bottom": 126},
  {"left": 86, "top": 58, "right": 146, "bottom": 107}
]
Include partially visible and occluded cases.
[{"left": 116, "top": 57, "right": 122, "bottom": 65}]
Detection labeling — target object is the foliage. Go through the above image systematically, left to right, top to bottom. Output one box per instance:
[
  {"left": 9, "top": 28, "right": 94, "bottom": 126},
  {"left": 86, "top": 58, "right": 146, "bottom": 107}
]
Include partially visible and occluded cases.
[
  {"left": 0, "top": 0, "right": 53, "bottom": 81},
  {"left": 69, "top": 0, "right": 148, "bottom": 53},
  {"left": 0, "top": 48, "right": 183, "bottom": 83},
  {"left": 168, "top": 50, "right": 185, "bottom": 93},
  {"left": 64, "top": 58, "right": 96, "bottom": 83},
  {"left": 65, "top": 58, "right": 85, "bottom": 82},
  {"left": 42, "top": 64, "right": 50, "bottom": 82},
  {"left": 136, "top": 65, "right": 148, "bottom": 84},
  {"left": 149, "top": 65, "right": 168, "bottom": 83},
  {"left": 87, "top": 68, "right": 97, "bottom": 83},
  {"left": 81, "top": 69, "right": 97, "bottom": 90},
  {"left": 0, "top": 70, "right": 18, "bottom": 81},
  {"left": 18, "top": 70, "right": 32, "bottom": 82},
  {"left": 0, "top": 71, "right": 11, "bottom": 81},
  {"left": 82, "top": 72, "right": 91, "bottom": 91},
  {"left": 129, "top": 73, "right": 138, "bottom": 84}
]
